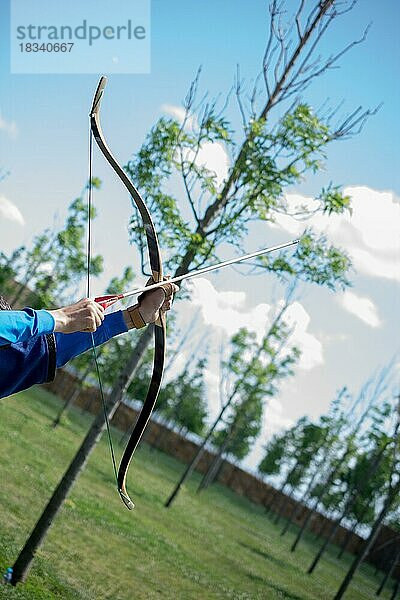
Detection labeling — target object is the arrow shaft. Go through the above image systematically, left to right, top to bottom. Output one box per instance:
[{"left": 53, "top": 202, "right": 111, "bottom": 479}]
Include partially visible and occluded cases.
[{"left": 95, "top": 239, "right": 299, "bottom": 307}]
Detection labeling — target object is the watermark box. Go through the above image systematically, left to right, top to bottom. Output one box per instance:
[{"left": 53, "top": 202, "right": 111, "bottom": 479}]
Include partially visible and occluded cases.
[{"left": 10, "top": 0, "right": 150, "bottom": 74}]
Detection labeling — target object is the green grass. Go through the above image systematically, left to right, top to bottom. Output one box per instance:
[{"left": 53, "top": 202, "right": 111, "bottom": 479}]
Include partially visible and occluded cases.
[{"left": 0, "top": 387, "right": 393, "bottom": 599}]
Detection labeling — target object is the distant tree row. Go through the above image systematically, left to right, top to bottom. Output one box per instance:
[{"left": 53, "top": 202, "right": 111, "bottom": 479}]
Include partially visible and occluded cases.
[{"left": 257, "top": 366, "right": 399, "bottom": 598}]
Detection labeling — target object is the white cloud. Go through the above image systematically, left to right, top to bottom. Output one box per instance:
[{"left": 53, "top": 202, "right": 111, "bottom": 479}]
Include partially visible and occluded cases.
[
  {"left": 162, "top": 103, "right": 230, "bottom": 188},
  {"left": 162, "top": 103, "right": 197, "bottom": 132},
  {"left": 0, "top": 111, "right": 17, "bottom": 139},
  {"left": 187, "top": 141, "right": 230, "bottom": 187},
  {"left": 270, "top": 186, "right": 400, "bottom": 282},
  {"left": 0, "top": 195, "right": 25, "bottom": 225},
  {"left": 349, "top": 247, "right": 399, "bottom": 282},
  {"left": 188, "top": 277, "right": 270, "bottom": 340},
  {"left": 188, "top": 279, "right": 322, "bottom": 371},
  {"left": 170, "top": 283, "right": 324, "bottom": 470},
  {"left": 338, "top": 290, "right": 382, "bottom": 328},
  {"left": 281, "top": 301, "right": 324, "bottom": 370},
  {"left": 319, "top": 332, "right": 349, "bottom": 344},
  {"left": 265, "top": 397, "right": 293, "bottom": 431}
]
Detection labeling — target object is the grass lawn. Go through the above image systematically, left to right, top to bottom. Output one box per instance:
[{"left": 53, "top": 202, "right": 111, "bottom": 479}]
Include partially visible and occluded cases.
[{"left": 0, "top": 387, "right": 394, "bottom": 599}]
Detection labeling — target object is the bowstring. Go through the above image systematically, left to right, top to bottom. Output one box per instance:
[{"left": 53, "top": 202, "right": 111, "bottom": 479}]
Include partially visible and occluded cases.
[{"left": 87, "top": 127, "right": 119, "bottom": 488}]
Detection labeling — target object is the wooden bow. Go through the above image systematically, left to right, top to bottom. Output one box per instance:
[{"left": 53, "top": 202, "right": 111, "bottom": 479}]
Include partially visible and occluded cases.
[{"left": 90, "top": 76, "right": 166, "bottom": 509}]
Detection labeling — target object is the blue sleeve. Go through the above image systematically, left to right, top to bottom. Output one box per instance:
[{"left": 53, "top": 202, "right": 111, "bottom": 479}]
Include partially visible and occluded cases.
[
  {"left": 0, "top": 308, "right": 55, "bottom": 346},
  {"left": 55, "top": 310, "right": 128, "bottom": 368},
  {"left": 0, "top": 335, "right": 51, "bottom": 398}
]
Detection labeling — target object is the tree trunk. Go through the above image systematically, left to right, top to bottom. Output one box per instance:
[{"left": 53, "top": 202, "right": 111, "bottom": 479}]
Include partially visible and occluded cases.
[
  {"left": 165, "top": 301, "right": 289, "bottom": 507},
  {"left": 52, "top": 365, "right": 93, "bottom": 428},
  {"left": 51, "top": 387, "right": 81, "bottom": 428},
  {"left": 290, "top": 396, "right": 376, "bottom": 553},
  {"left": 164, "top": 397, "right": 233, "bottom": 507},
  {"left": 280, "top": 413, "right": 348, "bottom": 537},
  {"left": 197, "top": 428, "right": 234, "bottom": 493},
  {"left": 197, "top": 452, "right": 224, "bottom": 492},
  {"left": 272, "top": 464, "right": 301, "bottom": 525},
  {"left": 280, "top": 467, "right": 320, "bottom": 536},
  {"left": 337, "top": 513, "right": 364, "bottom": 558},
  {"left": 376, "top": 544, "right": 400, "bottom": 596},
  {"left": 390, "top": 578, "right": 399, "bottom": 600}
]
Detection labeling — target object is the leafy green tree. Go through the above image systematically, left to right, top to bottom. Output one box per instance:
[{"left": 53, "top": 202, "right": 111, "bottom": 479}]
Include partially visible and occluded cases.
[
  {"left": 1, "top": 181, "right": 103, "bottom": 309},
  {"left": 34, "top": 191, "right": 103, "bottom": 307},
  {"left": 0, "top": 247, "right": 25, "bottom": 301},
  {"left": 167, "top": 294, "right": 300, "bottom": 502},
  {"left": 209, "top": 317, "right": 300, "bottom": 469},
  {"left": 120, "top": 356, "right": 208, "bottom": 451},
  {"left": 158, "top": 358, "right": 208, "bottom": 435},
  {"left": 290, "top": 365, "right": 394, "bottom": 553},
  {"left": 280, "top": 387, "right": 357, "bottom": 536},
  {"left": 197, "top": 391, "right": 264, "bottom": 493},
  {"left": 213, "top": 392, "right": 264, "bottom": 462},
  {"left": 307, "top": 400, "right": 398, "bottom": 574},
  {"left": 337, "top": 401, "right": 400, "bottom": 557},
  {"left": 334, "top": 413, "right": 400, "bottom": 600},
  {"left": 271, "top": 420, "right": 330, "bottom": 524},
  {"left": 259, "top": 431, "right": 290, "bottom": 480}
]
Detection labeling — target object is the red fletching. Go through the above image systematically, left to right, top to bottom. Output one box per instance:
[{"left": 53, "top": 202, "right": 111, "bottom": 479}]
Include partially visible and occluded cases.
[{"left": 94, "top": 294, "right": 124, "bottom": 310}]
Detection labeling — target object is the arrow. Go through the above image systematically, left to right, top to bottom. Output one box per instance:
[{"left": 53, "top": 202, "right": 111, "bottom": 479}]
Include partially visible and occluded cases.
[{"left": 94, "top": 238, "right": 299, "bottom": 309}]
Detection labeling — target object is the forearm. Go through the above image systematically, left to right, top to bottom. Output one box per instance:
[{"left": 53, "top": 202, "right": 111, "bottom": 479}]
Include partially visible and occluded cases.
[{"left": 55, "top": 310, "right": 129, "bottom": 367}]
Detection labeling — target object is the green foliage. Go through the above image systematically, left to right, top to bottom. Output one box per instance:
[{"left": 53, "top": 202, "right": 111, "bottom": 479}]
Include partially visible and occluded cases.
[
  {"left": 123, "top": 95, "right": 353, "bottom": 295},
  {"left": 239, "top": 105, "right": 330, "bottom": 222},
  {"left": 125, "top": 118, "right": 194, "bottom": 257},
  {"left": 318, "top": 184, "right": 352, "bottom": 216},
  {"left": 0, "top": 187, "right": 104, "bottom": 309},
  {"left": 256, "top": 230, "right": 352, "bottom": 291},
  {"left": 294, "top": 231, "right": 351, "bottom": 290},
  {"left": 0, "top": 248, "right": 25, "bottom": 302},
  {"left": 106, "top": 266, "right": 135, "bottom": 295},
  {"left": 218, "top": 315, "right": 300, "bottom": 462},
  {"left": 224, "top": 322, "right": 299, "bottom": 404},
  {"left": 126, "top": 353, "right": 208, "bottom": 436},
  {"left": 158, "top": 358, "right": 208, "bottom": 435},
  {"left": 213, "top": 392, "right": 263, "bottom": 460},
  {"left": 329, "top": 400, "right": 400, "bottom": 528},
  {"left": 259, "top": 417, "right": 329, "bottom": 486},
  {"left": 259, "top": 432, "right": 290, "bottom": 476}
]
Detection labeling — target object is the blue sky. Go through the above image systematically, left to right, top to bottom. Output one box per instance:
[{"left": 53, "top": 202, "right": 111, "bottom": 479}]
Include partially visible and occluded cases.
[{"left": 0, "top": 1, "right": 399, "bottom": 468}]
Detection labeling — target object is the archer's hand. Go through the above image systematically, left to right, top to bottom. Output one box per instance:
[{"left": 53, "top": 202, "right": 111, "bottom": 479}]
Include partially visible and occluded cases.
[
  {"left": 137, "top": 281, "right": 179, "bottom": 324},
  {"left": 49, "top": 298, "right": 105, "bottom": 334}
]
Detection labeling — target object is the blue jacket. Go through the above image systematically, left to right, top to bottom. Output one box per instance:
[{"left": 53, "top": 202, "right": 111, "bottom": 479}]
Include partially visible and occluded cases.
[{"left": 0, "top": 307, "right": 127, "bottom": 399}]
